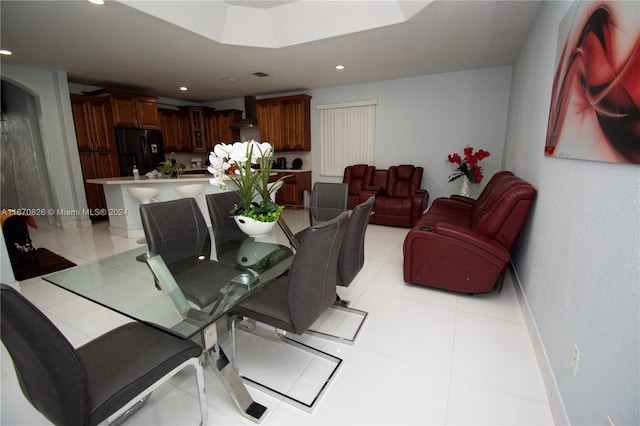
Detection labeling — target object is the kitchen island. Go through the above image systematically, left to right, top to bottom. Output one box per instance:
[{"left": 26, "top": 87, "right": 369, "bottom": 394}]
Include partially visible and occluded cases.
[{"left": 87, "top": 175, "right": 227, "bottom": 239}]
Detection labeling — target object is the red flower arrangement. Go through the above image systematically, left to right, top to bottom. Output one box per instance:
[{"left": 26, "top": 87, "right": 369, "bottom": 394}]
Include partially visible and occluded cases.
[{"left": 447, "top": 146, "right": 491, "bottom": 183}]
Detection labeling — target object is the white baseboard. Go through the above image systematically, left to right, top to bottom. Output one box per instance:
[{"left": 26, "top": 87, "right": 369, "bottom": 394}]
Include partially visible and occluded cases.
[{"left": 510, "top": 264, "right": 570, "bottom": 426}]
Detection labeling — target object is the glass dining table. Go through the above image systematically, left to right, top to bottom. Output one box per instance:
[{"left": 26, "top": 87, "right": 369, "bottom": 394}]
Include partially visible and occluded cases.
[{"left": 42, "top": 206, "right": 345, "bottom": 423}]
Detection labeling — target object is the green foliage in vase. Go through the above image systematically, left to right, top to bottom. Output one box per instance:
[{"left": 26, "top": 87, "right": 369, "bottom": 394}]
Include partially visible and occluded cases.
[{"left": 207, "top": 140, "right": 287, "bottom": 223}]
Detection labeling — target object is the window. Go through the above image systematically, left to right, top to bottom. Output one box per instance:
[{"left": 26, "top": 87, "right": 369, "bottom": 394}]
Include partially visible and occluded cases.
[{"left": 318, "top": 99, "right": 377, "bottom": 176}]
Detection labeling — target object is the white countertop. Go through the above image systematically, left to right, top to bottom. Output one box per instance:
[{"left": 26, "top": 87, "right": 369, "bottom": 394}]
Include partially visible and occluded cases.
[
  {"left": 88, "top": 169, "right": 311, "bottom": 185},
  {"left": 271, "top": 169, "right": 311, "bottom": 173},
  {"left": 87, "top": 175, "right": 213, "bottom": 185}
]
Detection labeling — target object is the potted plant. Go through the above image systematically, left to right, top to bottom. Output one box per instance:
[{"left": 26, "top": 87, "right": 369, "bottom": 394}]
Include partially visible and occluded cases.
[
  {"left": 207, "top": 140, "right": 287, "bottom": 236},
  {"left": 156, "top": 161, "right": 186, "bottom": 177}
]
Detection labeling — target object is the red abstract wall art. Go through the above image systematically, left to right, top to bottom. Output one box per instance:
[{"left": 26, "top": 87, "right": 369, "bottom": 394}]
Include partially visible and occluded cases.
[{"left": 545, "top": 1, "right": 639, "bottom": 164}]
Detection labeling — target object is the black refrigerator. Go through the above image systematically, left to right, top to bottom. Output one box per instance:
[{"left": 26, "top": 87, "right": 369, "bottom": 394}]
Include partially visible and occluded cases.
[{"left": 115, "top": 128, "right": 165, "bottom": 176}]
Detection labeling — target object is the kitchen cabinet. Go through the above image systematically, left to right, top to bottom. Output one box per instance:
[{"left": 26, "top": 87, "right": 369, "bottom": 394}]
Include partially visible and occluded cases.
[
  {"left": 90, "top": 89, "right": 160, "bottom": 129},
  {"left": 70, "top": 94, "right": 120, "bottom": 219},
  {"left": 257, "top": 94, "right": 311, "bottom": 151},
  {"left": 256, "top": 102, "right": 282, "bottom": 149},
  {"left": 181, "top": 106, "right": 212, "bottom": 152},
  {"left": 160, "top": 107, "right": 242, "bottom": 153},
  {"left": 158, "top": 108, "right": 191, "bottom": 152},
  {"left": 204, "top": 109, "right": 242, "bottom": 147},
  {"left": 271, "top": 171, "right": 311, "bottom": 206}
]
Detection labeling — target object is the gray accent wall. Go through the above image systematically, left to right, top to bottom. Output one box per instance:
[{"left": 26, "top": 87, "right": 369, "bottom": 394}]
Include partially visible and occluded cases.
[{"left": 503, "top": 2, "right": 639, "bottom": 425}]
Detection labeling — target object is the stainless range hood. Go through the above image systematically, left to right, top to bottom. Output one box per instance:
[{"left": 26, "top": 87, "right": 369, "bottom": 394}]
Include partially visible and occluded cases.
[{"left": 230, "top": 96, "right": 258, "bottom": 129}]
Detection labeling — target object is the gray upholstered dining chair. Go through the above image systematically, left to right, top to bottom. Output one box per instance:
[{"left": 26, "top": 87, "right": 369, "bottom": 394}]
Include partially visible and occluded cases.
[
  {"left": 293, "top": 181, "right": 349, "bottom": 243},
  {"left": 309, "top": 182, "right": 348, "bottom": 224},
  {"left": 205, "top": 191, "right": 245, "bottom": 264},
  {"left": 337, "top": 196, "right": 375, "bottom": 287},
  {"left": 305, "top": 197, "right": 374, "bottom": 345},
  {"left": 140, "top": 198, "right": 242, "bottom": 308},
  {"left": 228, "top": 212, "right": 349, "bottom": 411},
  {"left": 0, "top": 284, "right": 207, "bottom": 426}
]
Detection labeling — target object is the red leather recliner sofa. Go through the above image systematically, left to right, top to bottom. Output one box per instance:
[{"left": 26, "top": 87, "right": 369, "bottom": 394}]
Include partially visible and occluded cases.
[
  {"left": 343, "top": 164, "right": 429, "bottom": 228},
  {"left": 343, "top": 164, "right": 377, "bottom": 210},
  {"left": 402, "top": 171, "right": 537, "bottom": 294}
]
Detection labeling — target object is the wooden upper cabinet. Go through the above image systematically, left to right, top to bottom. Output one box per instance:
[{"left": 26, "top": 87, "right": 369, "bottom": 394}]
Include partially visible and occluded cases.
[
  {"left": 91, "top": 89, "right": 160, "bottom": 129},
  {"left": 70, "top": 94, "right": 116, "bottom": 153},
  {"left": 256, "top": 94, "right": 311, "bottom": 151},
  {"left": 71, "top": 96, "right": 94, "bottom": 152},
  {"left": 133, "top": 96, "right": 160, "bottom": 128},
  {"left": 281, "top": 98, "right": 309, "bottom": 151},
  {"left": 89, "top": 101, "right": 114, "bottom": 152},
  {"left": 257, "top": 101, "right": 284, "bottom": 150},
  {"left": 182, "top": 106, "right": 208, "bottom": 152},
  {"left": 161, "top": 107, "right": 242, "bottom": 153},
  {"left": 159, "top": 108, "right": 191, "bottom": 152},
  {"left": 158, "top": 109, "right": 178, "bottom": 151},
  {"left": 204, "top": 109, "right": 242, "bottom": 147}
]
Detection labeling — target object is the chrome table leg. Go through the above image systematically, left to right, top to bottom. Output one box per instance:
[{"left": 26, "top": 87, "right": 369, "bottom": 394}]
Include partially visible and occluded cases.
[{"left": 201, "top": 320, "right": 268, "bottom": 424}]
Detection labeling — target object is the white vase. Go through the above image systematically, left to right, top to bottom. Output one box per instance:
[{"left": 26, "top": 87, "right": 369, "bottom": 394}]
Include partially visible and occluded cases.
[
  {"left": 459, "top": 175, "right": 470, "bottom": 197},
  {"left": 233, "top": 215, "right": 277, "bottom": 238}
]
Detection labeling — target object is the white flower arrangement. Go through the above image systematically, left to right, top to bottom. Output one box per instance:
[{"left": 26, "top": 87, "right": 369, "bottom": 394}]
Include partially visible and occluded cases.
[{"left": 208, "top": 140, "right": 284, "bottom": 222}]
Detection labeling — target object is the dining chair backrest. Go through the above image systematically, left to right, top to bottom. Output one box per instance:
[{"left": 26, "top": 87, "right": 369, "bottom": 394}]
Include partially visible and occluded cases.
[
  {"left": 309, "top": 182, "right": 348, "bottom": 224},
  {"left": 205, "top": 192, "right": 245, "bottom": 256},
  {"left": 338, "top": 196, "right": 375, "bottom": 287},
  {"left": 140, "top": 198, "right": 211, "bottom": 264},
  {"left": 287, "top": 211, "right": 349, "bottom": 333},
  {"left": 228, "top": 214, "right": 349, "bottom": 411},
  {"left": 1, "top": 284, "right": 89, "bottom": 426},
  {"left": 1, "top": 284, "right": 207, "bottom": 426}
]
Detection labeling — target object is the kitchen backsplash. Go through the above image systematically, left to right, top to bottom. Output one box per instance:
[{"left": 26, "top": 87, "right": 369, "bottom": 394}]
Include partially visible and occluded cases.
[
  {"left": 166, "top": 150, "right": 312, "bottom": 171},
  {"left": 165, "top": 151, "right": 312, "bottom": 170},
  {"left": 165, "top": 152, "right": 206, "bottom": 169}
]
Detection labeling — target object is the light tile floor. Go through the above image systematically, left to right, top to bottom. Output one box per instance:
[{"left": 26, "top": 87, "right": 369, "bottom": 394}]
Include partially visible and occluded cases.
[{"left": 1, "top": 213, "right": 555, "bottom": 425}]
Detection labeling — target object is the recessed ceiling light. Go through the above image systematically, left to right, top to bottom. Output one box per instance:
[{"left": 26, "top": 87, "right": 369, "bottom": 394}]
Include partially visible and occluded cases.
[
  {"left": 88, "top": 0, "right": 104, "bottom": 5},
  {"left": 0, "top": 50, "right": 13, "bottom": 56},
  {"left": 335, "top": 64, "right": 345, "bottom": 70},
  {"left": 220, "top": 77, "right": 239, "bottom": 83},
  {"left": 179, "top": 86, "right": 188, "bottom": 91}
]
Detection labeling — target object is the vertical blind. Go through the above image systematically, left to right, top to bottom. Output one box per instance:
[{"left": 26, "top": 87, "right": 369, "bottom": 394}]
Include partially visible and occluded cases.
[{"left": 318, "top": 99, "right": 377, "bottom": 176}]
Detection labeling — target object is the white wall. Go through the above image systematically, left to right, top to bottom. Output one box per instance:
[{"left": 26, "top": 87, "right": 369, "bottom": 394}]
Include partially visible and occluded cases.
[
  {"left": 503, "top": 2, "right": 639, "bottom": 425},
  {"left": 310, "top": 68, "right": 513, "bottom": 201},
  {"left": 0, "top": 232, "right": 17, "bottom": 287}
]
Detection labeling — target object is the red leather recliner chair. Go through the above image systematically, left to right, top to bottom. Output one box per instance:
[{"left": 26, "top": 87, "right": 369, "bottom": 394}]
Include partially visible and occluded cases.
[
  {"left": 343, "top": 164, "right": 377, "bottom": 210},
  {"left": 370, "top": 165, "right": 429, "bottom": 228},
  {"left": 403, "top": 171, "right": 536, "bottom": 294}
]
